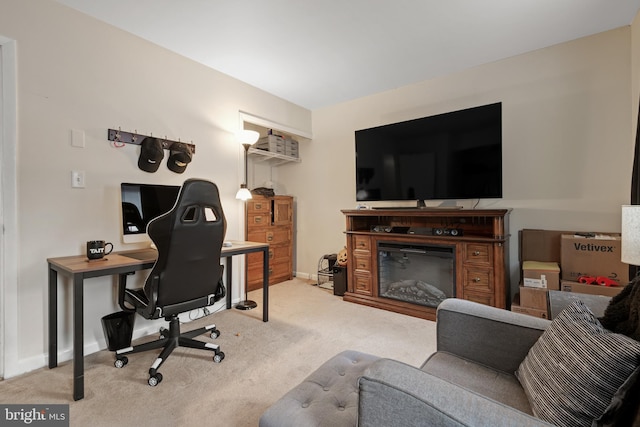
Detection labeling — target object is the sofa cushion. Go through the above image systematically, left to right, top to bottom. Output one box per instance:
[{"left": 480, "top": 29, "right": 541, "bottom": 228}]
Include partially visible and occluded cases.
[
  {"left": 516, "top": 300, "right": 640, "bottom": 427},
  {"left": 259, "top": 350, "right": 380, "bottom": 427},
  {"left": 423, "top": 351, "right": 532, "bottom": 415},
  {"left": 360, "top": 358, "right": 554, "bottom": 427}
]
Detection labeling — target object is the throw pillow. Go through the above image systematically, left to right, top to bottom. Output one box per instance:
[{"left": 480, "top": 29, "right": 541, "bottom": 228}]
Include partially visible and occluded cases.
[{"left": 516, "top": 300, "right": 640, "bottom": 427}]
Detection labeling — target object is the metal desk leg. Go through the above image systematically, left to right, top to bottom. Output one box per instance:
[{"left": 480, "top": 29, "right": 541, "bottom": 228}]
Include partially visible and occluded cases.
[
  {"left": 263, "top": 247, "right": 269, "bottom": 322},
  {"left": 226, "top": 257, "right": 233, "bottom": 310},
  {"left": 48, "top": 266, "right": 58, "bottom": 369},
  {"left": 73, "top": 275, "right": 84, "bottom": 401}
]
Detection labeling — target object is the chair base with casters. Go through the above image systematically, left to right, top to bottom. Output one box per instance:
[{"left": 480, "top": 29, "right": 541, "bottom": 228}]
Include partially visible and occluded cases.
[
  {"left": 113, "top": 271, "right": 227, "bottom": 386},
  {"left": 113, "top": 313, "right": 225, "bottom": 386}
]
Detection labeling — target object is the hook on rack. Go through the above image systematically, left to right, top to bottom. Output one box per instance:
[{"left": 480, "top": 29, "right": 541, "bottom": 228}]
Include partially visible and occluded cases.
[{"left": 108, "top": 128, "right": 196, "bottom": 153}]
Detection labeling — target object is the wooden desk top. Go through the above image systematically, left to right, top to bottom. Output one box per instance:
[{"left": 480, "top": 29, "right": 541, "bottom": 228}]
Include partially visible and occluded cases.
[{"left": 47, "top": 240, "right": 268, "bottom": 275}]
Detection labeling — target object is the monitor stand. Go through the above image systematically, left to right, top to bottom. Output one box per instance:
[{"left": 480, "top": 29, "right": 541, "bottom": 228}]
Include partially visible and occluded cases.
[
  {"left": 417, "top": 200, "right": 463, "bottom": 210},
  {"left": 437, "top": 200, "right": 462, "bottom": 208}
]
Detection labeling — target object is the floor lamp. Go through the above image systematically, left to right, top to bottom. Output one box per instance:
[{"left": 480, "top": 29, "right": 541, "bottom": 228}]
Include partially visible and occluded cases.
[{"left": 236, "top": 130, "right": 259, "bottom": 310}]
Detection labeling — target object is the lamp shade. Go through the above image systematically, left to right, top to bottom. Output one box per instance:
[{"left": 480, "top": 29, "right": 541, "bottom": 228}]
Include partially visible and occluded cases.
[
  {"left": 236, "top": 129, "right": 260, "bottom": 145},
  {"left": 235, "top": 184, "right": 252, "bottom": 201},
  {"left": 621, "top": 205, "right": 640, "bottom": 265}
]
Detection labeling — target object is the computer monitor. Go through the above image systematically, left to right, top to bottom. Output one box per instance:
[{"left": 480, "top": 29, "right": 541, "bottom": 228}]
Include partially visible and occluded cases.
[{"left": 120, "top": 183, "right": 181, "bottom": 244}]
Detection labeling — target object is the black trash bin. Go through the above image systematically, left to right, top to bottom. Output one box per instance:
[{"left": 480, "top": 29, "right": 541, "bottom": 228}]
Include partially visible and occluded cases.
[
  {"left": 333, "top": 265, "right": 347, "bottom": 296},
  {"left": 101, "top": 311, "right": 135, "bottom": 351}
]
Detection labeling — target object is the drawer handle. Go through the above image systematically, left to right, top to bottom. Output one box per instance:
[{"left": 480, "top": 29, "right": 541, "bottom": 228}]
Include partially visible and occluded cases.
[
  {"left": 255, "top": 203, "right": 262, "bottom": 210},
  {"left": 254, "top": 217, "right": 262, "bottom": 223},
  {"left": 267, "top": 234, "right": 274, "bottom": 242},
  {"left": 359, "top": 242, "right": 366, "bottom": 247},
  {"left": 269, "top": 250, "right": 274, "bottom": 259},
  {"left": 473, "top": 251, "right": 481, "bottom": 256},
  {"left": 358, "top": 263, "right": 366, "bottom": 268},
  {"left": 269, "top": 268, "right": 273, "bottom": 274},
  {"left": 473, "top": 277, "right": 481, "bottom": 283}
]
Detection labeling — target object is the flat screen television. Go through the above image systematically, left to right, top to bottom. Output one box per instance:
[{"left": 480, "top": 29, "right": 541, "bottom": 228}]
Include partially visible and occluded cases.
[
  {"left": 355, "top": 102, "right": 502, "bottom": 205},
  {"left": 120, "top": 183, "right": 181, "bottom": 243}
]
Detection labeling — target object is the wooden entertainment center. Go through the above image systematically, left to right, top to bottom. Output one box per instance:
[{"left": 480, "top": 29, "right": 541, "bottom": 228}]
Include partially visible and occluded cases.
[{"left": 342, "top": 208, "right": 511, "bottom": 320}]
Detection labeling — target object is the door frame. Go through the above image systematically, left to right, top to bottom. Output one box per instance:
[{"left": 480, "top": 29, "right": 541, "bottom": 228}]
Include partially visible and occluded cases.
[{"left": 0, "top": 35, "right": 18, "bottom": 379}]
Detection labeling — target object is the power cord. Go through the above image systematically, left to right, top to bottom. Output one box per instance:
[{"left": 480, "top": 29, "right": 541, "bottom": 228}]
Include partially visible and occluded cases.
[{"left": 188, "top": 304, "right": 224, "bottom": 321}]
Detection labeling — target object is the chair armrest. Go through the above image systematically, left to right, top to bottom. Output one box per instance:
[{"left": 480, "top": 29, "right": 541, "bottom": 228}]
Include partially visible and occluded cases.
[
  {"left": 117, "top": 273, "right": 136, "bottom": 313},
  {"left": 435, "top": 299, "right": 550, "bottom": 374},
  {"left": 358, "top": 359, "right": 553, "bottom": 427}
]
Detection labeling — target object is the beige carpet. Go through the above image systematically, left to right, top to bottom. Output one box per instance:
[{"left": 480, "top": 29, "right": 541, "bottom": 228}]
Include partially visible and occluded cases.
[{"left": 0, "top": 278, "right": 437, "bottom": 427}]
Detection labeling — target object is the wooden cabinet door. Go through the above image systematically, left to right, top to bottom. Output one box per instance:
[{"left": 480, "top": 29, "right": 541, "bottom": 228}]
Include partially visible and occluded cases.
[{"left": 272, "top": 198, "right": 292, "bottom": 226}]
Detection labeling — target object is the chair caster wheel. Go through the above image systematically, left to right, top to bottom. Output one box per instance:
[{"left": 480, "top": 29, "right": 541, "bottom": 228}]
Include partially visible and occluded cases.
[
  {"left": 210, "top": 329, "right": 220, "bottom": 339},
  {"left": 213, "top": 352, "right": 225, "bottom": 363},
  {"left": 114, "top": 357, "right": 128, "bottom": 368},
  {"left": 148, "top": 373, "right": 163, "bottom": 386}
]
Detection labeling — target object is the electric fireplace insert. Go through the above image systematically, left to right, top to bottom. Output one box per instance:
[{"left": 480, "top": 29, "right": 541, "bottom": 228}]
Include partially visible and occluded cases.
[{"left": 378, "top": 242, "right": 455, "bottom": 308}]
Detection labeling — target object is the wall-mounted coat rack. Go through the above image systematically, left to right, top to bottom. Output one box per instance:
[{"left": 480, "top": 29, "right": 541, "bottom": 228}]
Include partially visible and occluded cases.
[{"left": 108, "top": 128, "right": 196, "bottom": 153}]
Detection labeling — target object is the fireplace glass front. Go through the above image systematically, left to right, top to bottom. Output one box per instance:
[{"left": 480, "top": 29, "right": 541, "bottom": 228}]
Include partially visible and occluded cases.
[{"left": 378, "top": 242, "right": 455, "bottom": 308}]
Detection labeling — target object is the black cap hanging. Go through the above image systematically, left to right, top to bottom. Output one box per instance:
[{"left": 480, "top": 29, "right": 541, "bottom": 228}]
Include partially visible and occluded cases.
[
  {"left": 138, "top": 137, "right": 164, "bottom": 173},
  {"left": 167, "top": 142, "right": 193, "bottom": 174}
]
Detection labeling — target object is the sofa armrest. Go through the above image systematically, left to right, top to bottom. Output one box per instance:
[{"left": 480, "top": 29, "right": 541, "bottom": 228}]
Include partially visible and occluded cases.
[
  {"left": 435, "top": 299, "right": 550, "bottom": 374},
  {"left": 358, "top": 359, "right": 553, "bottom": 427}
]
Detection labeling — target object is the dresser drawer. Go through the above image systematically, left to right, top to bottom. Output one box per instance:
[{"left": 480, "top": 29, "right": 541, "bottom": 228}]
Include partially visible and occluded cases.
[
  {"left": 247, "top": 199, "right": 271, "bottom": 214},
  {"left": 247, "top": 213, "right": 270, "bottom": 228},
  {"left": 248, "top": 227, "right": 290, "bottom": 245},
  {"left": 353, "top": 236, "right": 371, "bottom": 252},
  {"left": 463, "top": 243, "right": 492, "bottom": 265},
  {"left": 247, "top": 245, "right": 290, "bottom": 265},
  {"left": 353, "top": 254, "right": 371, "bottom": 273},
  {"left": 247, "top": 258, "right": 291, "bottom": 287},
  {"left": 462, "top": 267, "right": 494, "bottom": 293},
  {"left": 353, "top": 272, "right": 372, "bottom": 295},
  {"left": 462, "top": 291, "right": 495, "bottom": 307}
]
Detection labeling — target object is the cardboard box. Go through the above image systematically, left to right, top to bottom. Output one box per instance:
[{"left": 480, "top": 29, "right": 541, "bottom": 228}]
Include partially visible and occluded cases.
[
  {"left": 255, "top": 135, "right": 286, "bottom": 154},
  {"left": 519, "top": 229, "right": 571, "bottom": 264},
  {"left": 560, "top": 234, "right": 628, "bottom": 285},
  {"left": 522, "top": 261, "right": 560, "bottom": 290},
  {"left": 560, "top": 280, "right": 625, "bottom": 298},
  {"left": 519, "top": 286, "right": 548, "bottom": 310},
  {"left": 512, "top": 293, "right": 549, "bottom": 319},
  {"left": 511, "top": 303, "right": 549, "bottom": 319}
]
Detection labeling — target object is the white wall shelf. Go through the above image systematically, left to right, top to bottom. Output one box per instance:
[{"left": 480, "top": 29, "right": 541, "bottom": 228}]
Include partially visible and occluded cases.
[{"left": 248, "top": 147, "right": 301, "bottom": 166}]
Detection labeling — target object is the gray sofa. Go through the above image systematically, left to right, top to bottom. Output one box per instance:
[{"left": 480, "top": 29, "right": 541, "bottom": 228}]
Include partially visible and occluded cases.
[
  {"left": 260, "top": 297, "right": 640, "bottom": 426},
  {"left": 358, "top": 298, "right": 553, "bottom": 426}
]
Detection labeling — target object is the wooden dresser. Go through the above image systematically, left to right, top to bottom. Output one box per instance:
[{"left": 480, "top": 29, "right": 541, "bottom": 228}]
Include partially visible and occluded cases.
[{"left": 245, "top": 195, "right": 294, "bottom": 291}]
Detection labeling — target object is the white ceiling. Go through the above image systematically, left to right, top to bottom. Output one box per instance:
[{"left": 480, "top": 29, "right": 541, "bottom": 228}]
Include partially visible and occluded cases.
[{"left": 54, "top": 0, "right": 640, "bottom": 110}]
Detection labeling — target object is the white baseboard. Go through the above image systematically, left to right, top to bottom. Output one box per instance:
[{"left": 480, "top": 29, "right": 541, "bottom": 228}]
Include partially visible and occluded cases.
[
  {"left": 295, "top": 271, "right": 312, "bottom": 280},
  {"left": 11, "top": 301, "right": 236, "bottom": 379}
]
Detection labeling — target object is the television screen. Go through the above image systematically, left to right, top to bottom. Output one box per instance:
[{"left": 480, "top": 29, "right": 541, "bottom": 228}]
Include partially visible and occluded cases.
[
  {"left": 355, "top": 102, "right": 502, "bottom": 202},
  {"left": 120, "top": 183, "right": 181, "bottom": 243}
]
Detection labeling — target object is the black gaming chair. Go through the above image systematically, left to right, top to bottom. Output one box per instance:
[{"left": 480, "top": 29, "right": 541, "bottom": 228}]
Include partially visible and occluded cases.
[{"left": 114, "top": 179, "right": 227, "bottom": 386}]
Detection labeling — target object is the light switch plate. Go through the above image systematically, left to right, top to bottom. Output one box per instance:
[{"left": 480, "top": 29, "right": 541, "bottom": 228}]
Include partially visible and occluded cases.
[
  {"left": 71, "top": 129, "right": 85, "bottom": 148},
  {"left": 71, "top": 170, "right": 85, "bottom": 188}
]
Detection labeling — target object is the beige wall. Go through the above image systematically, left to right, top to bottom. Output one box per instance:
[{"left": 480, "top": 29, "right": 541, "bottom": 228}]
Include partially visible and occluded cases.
[
  {"left": 0, "top": 0, "right": 311, "bottom": 375},
  {"left": 633, "top": 13, "right": 640, "bottom": 136},
  {"left": 282, "top": 26, "right": 637, "bottom": 297}
]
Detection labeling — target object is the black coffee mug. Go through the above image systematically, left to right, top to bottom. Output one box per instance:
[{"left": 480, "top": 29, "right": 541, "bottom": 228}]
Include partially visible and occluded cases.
[{"left": 86, "top": 240, "right": 113, "bottom": 260}]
